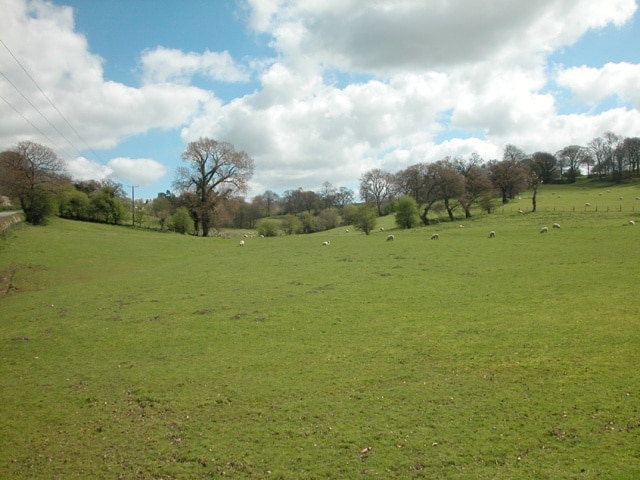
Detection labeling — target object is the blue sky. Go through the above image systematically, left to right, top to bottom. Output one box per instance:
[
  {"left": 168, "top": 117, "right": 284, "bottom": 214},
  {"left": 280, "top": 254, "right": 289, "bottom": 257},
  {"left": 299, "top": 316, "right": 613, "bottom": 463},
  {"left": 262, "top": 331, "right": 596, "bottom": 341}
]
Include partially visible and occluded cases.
[{"left": 1, "top": 0, "right": 639, "bottom": 200}]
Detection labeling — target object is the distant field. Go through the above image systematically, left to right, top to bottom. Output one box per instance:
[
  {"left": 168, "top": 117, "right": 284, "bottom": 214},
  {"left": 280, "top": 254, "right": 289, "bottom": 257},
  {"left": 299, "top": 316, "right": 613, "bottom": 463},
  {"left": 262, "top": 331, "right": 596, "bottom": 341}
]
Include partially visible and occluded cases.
[{"left": 1, "top": 181, "right": 639, "bottom": 479}]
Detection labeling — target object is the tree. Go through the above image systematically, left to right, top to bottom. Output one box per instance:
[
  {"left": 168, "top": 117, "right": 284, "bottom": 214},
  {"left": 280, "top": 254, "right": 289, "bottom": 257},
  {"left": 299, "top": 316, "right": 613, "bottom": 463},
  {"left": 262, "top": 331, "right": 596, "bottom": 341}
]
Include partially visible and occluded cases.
[
  {"left": 621, "top": 137, "right": 640, "bottom": 175},
  {"left": 173, "top": 138, "right": 254, "bottom": 237},
  {"left": 0, "top": 141, "right": 69, "bottom": 224},
  {"left": 556, "top": 146, "right": 585, "bottom": 183},
  {"left": 529, "top": 151, "right": 557, "bottom": 184},
  {"left": 452, "top": 155, "right": 492, "bottom": 219},
  {"left": 524, "top": 155, "right": 548, "bottom": 212},
  {"left": 488, "top": 158, "right": 528, "bottom": 204},
  {"left": 431, "top": 160, "right": 464, "bottom": 221},
  {"left": 359, "top": 168, "right": 394, "bottom": 216},
  {"left": 89, "top": 185, "right": 128, "bottom": 224},
  {"left": 59, "top": 187, "right": 90, "bottom": 220},
  {"left": 334, "top": 187, "right": 355, "bottom": 210},
  {"left": 252, "top": 190, "right": 281, "bottom": 217},
  {"left": 151, "top": 195, "right": 174, "bottom": 230},
  {"left": 394, "top": 195, "right": 419, "bottom": 229},
  {"left": 353, "top": 204, "right": 378, "bottom": 235},
  {"left": 169, "top": 206, "right": 195, "bottom": 234},
  {"left": 317, "top": 208, "right": 341, "bottom": 230}
]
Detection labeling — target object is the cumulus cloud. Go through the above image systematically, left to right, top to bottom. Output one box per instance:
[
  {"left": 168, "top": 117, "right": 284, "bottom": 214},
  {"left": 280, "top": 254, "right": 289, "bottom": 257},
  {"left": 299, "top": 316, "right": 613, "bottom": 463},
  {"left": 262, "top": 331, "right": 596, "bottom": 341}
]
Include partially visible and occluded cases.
[
  {"left": 0, "top": 0, "right": 213, "bottom": 153},
  {"left": 2, "top": 0, "right": 639, "bottom": 198},
  {"left": 140, "top": 47, "right": 250, "bottom": 85},
  {"left": 555, "top": 62, "right": 640, "bottom": 107},
  {"left": 66, "top": 156, "right": 112, "bottom": 181},
  {"left": 108, "top": 157, "right": 168, "bottom": 185}
]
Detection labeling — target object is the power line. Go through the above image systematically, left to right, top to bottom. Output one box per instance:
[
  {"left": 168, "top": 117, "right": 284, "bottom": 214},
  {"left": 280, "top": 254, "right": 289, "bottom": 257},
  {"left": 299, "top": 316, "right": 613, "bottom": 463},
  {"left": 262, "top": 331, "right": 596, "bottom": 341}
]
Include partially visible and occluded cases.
[
  {"left": 0, "top": 38, "right": 105, "bottom": 165},
  {"left": 0, "top": 71, "right": 82, "bottom": 158}
]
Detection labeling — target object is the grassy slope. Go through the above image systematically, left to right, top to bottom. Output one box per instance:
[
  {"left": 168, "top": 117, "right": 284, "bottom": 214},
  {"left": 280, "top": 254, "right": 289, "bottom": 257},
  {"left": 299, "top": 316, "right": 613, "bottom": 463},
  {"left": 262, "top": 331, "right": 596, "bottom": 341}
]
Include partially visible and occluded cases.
[{"left": 1, "top": 182, "right": 639, "bottom": 479}]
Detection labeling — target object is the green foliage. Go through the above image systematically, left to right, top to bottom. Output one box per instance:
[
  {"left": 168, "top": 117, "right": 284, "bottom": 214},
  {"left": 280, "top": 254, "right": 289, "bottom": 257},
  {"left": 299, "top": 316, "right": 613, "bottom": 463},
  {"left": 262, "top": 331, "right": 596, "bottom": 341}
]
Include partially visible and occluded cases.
[
  {"left": 89, "top": 186, "right": 128, "bottom": 224},
  {"left": 21, "top": 187, "right": 56, "bottom": 225},
  {"left": 58, "top": 188, "right": 90, "bottom": 220},
  {"left": 394, "top": 195, "right": 420, "bottom": 228},
  {"left": 341, "top": 203, "right": 358, "bottom": 225},
  {"left": 353, "top": 204, "right": 378, "bottom": 234},
  {"left": 168, "top": 206, "right": 195, "bottom": 234},
  {"left": 316, "top": 207, "right": 341, "bottom": 230},
  {"left": 299, "top": 211, "right": 318, "bottom": 233},
  {"left": 280, "top": 215, "right": 301, "bottom": 235},
  {"left": 258, "top": 218, "right": 281, "bottom": 237}
]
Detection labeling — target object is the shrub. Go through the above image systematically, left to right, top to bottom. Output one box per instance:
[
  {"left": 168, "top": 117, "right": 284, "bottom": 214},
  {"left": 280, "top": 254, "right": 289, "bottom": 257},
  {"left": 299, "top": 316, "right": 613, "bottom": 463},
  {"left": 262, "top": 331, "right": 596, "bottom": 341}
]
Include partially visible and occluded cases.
[
  {"left": 394, "top": 195, "right": 420, "bottom": 229},
  {"left": 353, "top": 204, "right": 377, "bottom": 235},
  {"left": 169, "top": 207, "right": 195, "bottom": 234},
  {"left": 280, "top": 215, "right": 302, "bottom": 235},
  {"left": 258, "top": 219, "right": 280, "bottom": 237}
]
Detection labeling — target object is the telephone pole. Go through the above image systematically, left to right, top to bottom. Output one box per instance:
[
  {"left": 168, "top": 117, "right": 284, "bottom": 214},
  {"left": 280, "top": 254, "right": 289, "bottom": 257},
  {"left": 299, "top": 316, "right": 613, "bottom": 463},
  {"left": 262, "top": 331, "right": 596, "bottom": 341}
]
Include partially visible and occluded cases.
[{"left": 129, "top": 185, "right": 139, "bottom": 227}]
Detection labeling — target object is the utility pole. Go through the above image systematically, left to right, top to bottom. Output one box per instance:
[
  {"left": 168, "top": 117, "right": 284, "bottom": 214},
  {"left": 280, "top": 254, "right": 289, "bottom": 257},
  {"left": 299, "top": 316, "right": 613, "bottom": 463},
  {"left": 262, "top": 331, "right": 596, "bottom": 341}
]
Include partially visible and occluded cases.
[{"left": 129, "top": 185, "right": 139, "bottom": 227}]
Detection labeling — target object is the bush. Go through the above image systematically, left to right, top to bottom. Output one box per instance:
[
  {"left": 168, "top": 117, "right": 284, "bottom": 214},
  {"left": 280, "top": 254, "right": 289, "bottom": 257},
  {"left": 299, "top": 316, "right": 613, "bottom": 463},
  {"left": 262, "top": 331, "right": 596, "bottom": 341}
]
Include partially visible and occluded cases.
[
  {"left": 394, "top": 195, "right": 420, "bottom": 229},
  {"left": 353, "top": 204, "right": 377, "bottom": 235},
  {"left": 169, "top": 207, "right": 195, "bottom": 234},
  {"left": 280, "top": 215, "right": 302, "bottom": 235},
  {"left": 258, "top": 219, "right": 280, "bottom": 237}
]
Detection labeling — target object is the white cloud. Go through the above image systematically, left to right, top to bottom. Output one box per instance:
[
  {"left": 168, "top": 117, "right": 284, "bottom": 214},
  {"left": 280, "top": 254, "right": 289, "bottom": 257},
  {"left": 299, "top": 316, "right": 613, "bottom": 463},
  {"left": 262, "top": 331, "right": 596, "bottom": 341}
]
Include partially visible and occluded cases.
[
  {"left": 0, "top": 0, "right": 214, "bottom": 152},
  {"left": 2, "top": 0, "right": 639, "bottom": 200},
  {"left": 140, "top": 47, "right": 250, "bottom": 85},
  {"left": 555, "top": 62, "right": 640, "bottom": 107},
  {"left": 66, "top": 156, "right": 112, "bottom": 181},
  {"left": 108, "top": 157, "right": 167, "bottom": 185}
]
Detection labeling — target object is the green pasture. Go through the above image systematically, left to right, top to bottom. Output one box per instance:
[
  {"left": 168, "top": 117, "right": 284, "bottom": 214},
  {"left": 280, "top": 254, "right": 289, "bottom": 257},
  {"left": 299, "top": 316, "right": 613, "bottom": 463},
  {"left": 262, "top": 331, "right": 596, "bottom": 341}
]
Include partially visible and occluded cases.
[{"left": 1, "top": 181, "right": 639, "bottom": 479}]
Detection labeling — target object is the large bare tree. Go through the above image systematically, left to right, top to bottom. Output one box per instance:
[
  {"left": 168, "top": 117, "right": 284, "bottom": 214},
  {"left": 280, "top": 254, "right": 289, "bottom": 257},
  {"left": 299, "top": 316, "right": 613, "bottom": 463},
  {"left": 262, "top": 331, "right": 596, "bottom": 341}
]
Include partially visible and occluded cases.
[
  {"left": 173, "top": 138, "right": 254, "bottom": 236},
  {"left": 0, "top": 141, "right": 69, "bottom": 224},
  {"left": 359, "top": 168, "right": 394, "bottom": 216}
]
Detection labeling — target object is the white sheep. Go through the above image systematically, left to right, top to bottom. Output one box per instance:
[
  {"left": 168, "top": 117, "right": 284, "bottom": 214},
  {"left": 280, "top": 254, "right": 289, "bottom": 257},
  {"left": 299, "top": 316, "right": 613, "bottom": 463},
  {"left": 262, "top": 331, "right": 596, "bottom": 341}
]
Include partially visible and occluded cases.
[
  {"left": 585, "top": 203, "right": 591, "bottom": 207},
  {"left": 518, "top": 208, "right": 524, "bottom": 214},
  {"left": 629, "top": 220, "right": 636, "bottom": 226},
  {"left": 552, "top": 223, "right": 561, "bottom": 229},
  {"left": 459, "top": 224, "right": 464, "bottom": 228},
  {"left": 540, "top": 226, "right": 548, "bottom": 233},
  {"left": 380, "top": 227, "right": 385, "bottom": 231},
  {"left": 489, "top": 231, "right": 495, "bottom": 238},
  {"left": 430, "top": 233, "right": 439, "bottom": 240},
  {"left": 386, "top": 234, "right": 394, "bottom": 241},
  {"left": 239, "top": 240, "right": 245, "bottom": 246},
  {"left": 322, "top": 241, "right": 330, "bottom": 246}
]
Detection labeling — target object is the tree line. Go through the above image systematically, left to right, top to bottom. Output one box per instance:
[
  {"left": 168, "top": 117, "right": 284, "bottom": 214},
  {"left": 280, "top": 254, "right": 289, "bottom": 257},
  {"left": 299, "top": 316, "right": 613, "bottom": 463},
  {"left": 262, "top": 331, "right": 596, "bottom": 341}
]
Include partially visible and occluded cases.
[{"left": 1, "top": 131, "right": 638, "bottom": 232}]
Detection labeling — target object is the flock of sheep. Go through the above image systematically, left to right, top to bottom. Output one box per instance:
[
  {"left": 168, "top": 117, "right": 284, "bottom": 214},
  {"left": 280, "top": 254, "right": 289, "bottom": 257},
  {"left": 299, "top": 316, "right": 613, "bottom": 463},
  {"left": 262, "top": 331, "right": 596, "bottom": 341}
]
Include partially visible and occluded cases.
[{"left": 238, "top": 218, "right": 636, "bottom": 247}]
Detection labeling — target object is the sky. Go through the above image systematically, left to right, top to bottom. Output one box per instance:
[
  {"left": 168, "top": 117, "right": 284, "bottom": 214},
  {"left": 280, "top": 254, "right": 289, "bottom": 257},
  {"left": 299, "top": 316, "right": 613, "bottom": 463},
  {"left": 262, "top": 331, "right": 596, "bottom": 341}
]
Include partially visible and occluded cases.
[{"left": 1, "top": 0, "right": 639, "bottom": 200}]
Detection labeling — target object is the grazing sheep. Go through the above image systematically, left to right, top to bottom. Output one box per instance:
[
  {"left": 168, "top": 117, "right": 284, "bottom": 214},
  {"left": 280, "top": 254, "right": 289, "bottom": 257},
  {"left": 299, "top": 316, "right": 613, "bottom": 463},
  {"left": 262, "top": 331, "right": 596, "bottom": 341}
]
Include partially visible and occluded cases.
[
  {"left": 620, "top": 196, "right": 624, "bottom": 200},
  {"left": 585, "top": 202, "right": 591, "bottom": 207},
  {"left": 518, "top": 208, "right": 524, "bottom": 214},
  {"left": 629, "top": 220, "right": 636, "bottom": 226},
  {"left": 553, "top": 223, "right": 561, "bottom": 229},
  {"left": 459, "top": 224, "right": 464, "bottom": 228},
  {"left": 540, "top": 226, "right": 548, "bottom": 233},
  {"left": 380, "top": 227, "right": 385, "bottom": 231},
  {"left": 345, "top": 229, "right": 349, "bottom": 232},
  {"left": 489, "top": 230, "right": 495, "bottom": 238},
  {"left": 430, "top": 233, "right": 439, "bottom": 240},
  {"left": 386, "top": 234, "right": 394, "bottom": 241},
  {"left": 239, "top": 240, "right": 245, "bottom": 246},
  {"left": 322, "top": 241, "right": 330, "bottom": 246}
]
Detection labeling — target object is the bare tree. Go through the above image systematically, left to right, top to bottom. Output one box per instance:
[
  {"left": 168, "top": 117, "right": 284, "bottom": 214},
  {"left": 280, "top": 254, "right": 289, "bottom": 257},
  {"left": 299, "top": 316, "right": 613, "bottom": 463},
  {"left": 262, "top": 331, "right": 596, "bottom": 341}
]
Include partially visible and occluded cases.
[
  {"left": 621, "top": 137, "right": 640, "bottom": 175},
  {"left": 173, "top": 138, "right": 254, "bottom": 236},
  {"left": 0, "top": 141, "right": 69, "bottom": 224},
  {"left": 452, "top": 154, "right": 493, "bottom": 218},
  {"left": 488, "top": 158, "right": 528, "bottom": 204},
  {"left": 431, "top": 160, "right": 464, "bottom": 221},
  {"left": 359, "top": 168, "right": 394, "bottom": 216}
]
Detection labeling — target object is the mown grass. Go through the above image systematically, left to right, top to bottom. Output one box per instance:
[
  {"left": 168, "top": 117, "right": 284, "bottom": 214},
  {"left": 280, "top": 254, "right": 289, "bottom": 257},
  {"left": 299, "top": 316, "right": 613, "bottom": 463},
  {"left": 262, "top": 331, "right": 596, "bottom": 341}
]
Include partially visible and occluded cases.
[{"left": 1, "top": 181, "right": 640, "bottom": 479}]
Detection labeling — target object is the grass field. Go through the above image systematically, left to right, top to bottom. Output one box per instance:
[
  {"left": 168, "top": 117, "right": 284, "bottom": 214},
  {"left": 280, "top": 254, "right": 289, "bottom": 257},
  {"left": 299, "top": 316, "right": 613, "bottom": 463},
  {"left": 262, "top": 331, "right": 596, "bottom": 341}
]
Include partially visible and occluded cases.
[{"left": 1, "top": 181, "right": 640, "bottom": 479}]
